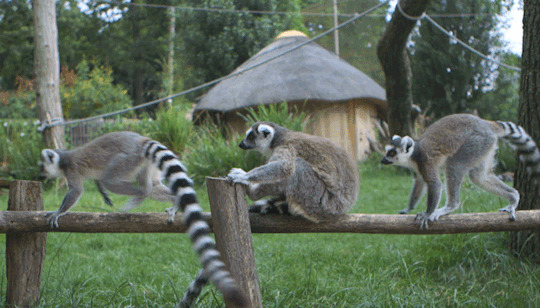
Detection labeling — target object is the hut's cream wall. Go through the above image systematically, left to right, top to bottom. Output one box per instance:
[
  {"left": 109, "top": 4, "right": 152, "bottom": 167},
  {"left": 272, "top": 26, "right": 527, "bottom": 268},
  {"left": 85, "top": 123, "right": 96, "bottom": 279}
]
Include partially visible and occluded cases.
[{"left": 222, "top": 101, "right": 379, "bottom": 161}]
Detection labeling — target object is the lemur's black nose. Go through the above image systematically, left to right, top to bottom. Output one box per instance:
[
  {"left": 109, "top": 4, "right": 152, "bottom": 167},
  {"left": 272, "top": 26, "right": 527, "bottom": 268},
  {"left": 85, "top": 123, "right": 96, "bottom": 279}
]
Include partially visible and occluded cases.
[{"left": 239, "top": 141, "right": 247, "bottom": 149}]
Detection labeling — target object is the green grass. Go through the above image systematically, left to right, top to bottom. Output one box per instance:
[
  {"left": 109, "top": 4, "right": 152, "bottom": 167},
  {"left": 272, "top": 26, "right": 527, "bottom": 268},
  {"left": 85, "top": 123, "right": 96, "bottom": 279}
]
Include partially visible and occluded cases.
[{"left": 0, "top": 159, "right": 538, "bottom": 307}]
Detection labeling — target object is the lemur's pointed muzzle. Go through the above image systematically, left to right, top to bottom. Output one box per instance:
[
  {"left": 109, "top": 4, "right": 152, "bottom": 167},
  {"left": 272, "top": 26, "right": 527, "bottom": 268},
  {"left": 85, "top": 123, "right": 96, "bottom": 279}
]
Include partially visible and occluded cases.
[
  {"left": 239, "top": 141, "right": 248, "bottom": 150},
  {"left": 381, "top": 157, "right": 393, "bottom": 165}
]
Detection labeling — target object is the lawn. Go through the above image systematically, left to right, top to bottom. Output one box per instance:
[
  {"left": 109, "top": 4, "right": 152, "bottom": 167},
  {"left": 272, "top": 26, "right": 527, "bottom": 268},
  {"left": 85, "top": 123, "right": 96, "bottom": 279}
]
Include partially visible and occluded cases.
[{"left": 0, "top": 158, "right": 538, "bottom": 307}]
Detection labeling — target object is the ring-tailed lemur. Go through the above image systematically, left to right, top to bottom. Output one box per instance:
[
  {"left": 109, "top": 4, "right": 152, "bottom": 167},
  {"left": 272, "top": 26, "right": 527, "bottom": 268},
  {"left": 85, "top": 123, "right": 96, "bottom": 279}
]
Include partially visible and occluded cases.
[
  {"left": 381, "top": 113, "right": 540, "bottom": 229},
  {"left": 227, "top": 121, "right": 359, "bottom": 222},
  {"left": 179, "top": 122, "right": 360, "bottom": 305},
  {"left": 39, "top": 131, "right": 246, "bottom": 306}
]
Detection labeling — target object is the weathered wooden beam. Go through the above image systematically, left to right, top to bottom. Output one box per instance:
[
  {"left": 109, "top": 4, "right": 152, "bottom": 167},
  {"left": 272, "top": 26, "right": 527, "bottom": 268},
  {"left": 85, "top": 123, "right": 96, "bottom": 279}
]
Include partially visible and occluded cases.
[
  {"left": 207, "top": 177, "right": 262, "bottom": 308},
  {"left": 6, "top": 180, "right": 47, "bottom": 307},
  {"left": 0, "top": 210, "right": 539, "bottom": 234},
  {"left": 0, "top": 211, "right": 209, "bottom": 233}
]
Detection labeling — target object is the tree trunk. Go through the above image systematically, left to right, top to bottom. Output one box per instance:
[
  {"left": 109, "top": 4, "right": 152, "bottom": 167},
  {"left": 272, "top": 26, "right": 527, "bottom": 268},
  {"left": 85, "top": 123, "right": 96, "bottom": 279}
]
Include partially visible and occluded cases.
[
  {"left": 33, "top": 0, "right": 65, "bottom": 149},
  {"left": 377, "top": 0, "right": 430, "bottom": 136},
  {"left": 511, "top": 0, "right": 540, "bottom": 263},
  {"left": 166, "top": 6, "right": 176, "bottom": 105}
]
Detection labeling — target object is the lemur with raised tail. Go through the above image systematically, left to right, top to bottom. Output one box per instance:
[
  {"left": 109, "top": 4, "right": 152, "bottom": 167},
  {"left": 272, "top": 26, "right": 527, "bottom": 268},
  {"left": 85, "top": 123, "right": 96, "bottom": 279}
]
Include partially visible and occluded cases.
[
  {"left": 381, "top": 113, "right": 540, "bottom": 229},
  {"left": 227, "top": 121, "right": 359, "bottom": 222},
  {"left": 39, "top": 131, "right": 246, "bottom": 306}
]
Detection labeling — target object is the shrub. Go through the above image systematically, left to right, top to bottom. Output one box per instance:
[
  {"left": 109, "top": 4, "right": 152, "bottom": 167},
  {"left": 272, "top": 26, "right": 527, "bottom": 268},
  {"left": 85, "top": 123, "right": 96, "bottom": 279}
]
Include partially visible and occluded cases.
[
  {"left": 61, "top": 60, "right": 132, "bottom": 119},
  {"left": 0, "top": 91, "right": 37, "bottom": 119},
  {"left": 240, "top": 101, "right": 310, "bottom": 131},
  {"left": 183, "top": 102, "right": 311, "bottom": 185},
  {"left": 146, "top": 104, "right": 194, "bottom": 155},
  {"left": 0, "top": 119, "right": 44, "bottom": 180},
  {"left": 183, "top": 123, "right": 263, "bottom": 185}
]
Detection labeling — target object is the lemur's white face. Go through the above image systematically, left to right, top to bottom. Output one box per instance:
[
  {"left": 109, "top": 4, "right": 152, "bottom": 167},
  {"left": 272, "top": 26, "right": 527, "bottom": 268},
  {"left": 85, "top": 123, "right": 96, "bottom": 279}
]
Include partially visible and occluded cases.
[
  {"left": 239, "top": 123, "right": 275, "bottom": 155},
  {"left": 381, "top": 135, "right": 415, "bottom": 168},
  {"left": 39, "top": 149, "right": 64, "bottom": 178}
]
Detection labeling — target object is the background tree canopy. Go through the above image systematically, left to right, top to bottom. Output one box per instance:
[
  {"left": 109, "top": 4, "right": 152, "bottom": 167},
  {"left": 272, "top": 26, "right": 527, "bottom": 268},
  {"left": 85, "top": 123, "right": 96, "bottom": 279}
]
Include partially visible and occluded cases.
[
  {"left": 0, "top": 0, "right": 520, "bottom": 123},
  {"left": 409, "top": 0, "right": 519, "bottom": 121}
]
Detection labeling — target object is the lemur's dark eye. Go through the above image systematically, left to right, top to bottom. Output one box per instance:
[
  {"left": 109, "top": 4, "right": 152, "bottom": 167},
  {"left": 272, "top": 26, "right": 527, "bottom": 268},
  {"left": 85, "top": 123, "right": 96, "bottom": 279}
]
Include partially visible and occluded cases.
[
  {"left": 247, "top": 132, "right": 255, "bottom": 141},
  {"left": 387, "top": 149, "right": 396, "bottom": 157}
]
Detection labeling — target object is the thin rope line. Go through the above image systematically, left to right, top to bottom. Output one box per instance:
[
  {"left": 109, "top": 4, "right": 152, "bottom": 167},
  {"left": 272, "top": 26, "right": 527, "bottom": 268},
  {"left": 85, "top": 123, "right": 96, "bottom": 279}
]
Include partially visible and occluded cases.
[
  {"left": 44, "top": 0, "right": 390, "bottom": 129},
  {"left": 125, "top": 2, "right": 497, "bottom": 19},
  {"left": 423, "top": 14, "right": 521, "bottom": 72}
]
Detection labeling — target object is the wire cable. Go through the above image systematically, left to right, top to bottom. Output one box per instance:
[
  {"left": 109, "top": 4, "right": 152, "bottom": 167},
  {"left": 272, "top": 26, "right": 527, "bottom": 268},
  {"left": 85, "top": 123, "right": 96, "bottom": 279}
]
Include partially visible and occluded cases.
[{"left": 42, "top": 0, "right": 390, "bottom": 129}]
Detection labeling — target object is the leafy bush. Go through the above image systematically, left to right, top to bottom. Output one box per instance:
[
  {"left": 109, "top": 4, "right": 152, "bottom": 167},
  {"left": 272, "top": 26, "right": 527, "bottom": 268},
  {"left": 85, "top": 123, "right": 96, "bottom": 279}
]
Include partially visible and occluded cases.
[
  {"left": 61, "top": 60, "right": 132, "bottom": 119},
  {"left": 0, "top": 91, "right": 37, "bottom": 118},
  {"left": 184, "top": 102, "right": 311, "bottom": 185},
  {"left": 240, "top": 102, "right": 310, "bottom": 131},
  {"left": 146, "top": 104, "right": 194, "bottom": 155},
  {"left": 100, "top": 116, "right": 154, "bottom": 137},
  {"left": 0, "top": 119, "right": 44, "bottom": 180},
  {"left": 183, "top": 123, "right": 263, "bottom": 185}
]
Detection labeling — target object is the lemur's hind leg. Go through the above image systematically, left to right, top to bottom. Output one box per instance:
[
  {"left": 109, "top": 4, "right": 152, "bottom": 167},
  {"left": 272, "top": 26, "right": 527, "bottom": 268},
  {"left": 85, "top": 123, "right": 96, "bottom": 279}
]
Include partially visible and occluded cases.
[
  {"left": 469, "top": 155, "right": 520, "bottom": 221},
  {"left": 120, "top": 164, "right": 156, "bottom": 212},
  {"left": 95, "top": 180, "right": 113, "bottom": 206}
]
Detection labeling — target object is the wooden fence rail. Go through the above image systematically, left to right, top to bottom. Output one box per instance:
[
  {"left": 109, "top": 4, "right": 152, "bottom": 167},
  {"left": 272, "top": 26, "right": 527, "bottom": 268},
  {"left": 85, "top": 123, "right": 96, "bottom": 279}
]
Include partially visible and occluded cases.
[
  {"left": 2, "top": 179, "right": 540, "bottom": 307},
  {"left": 2, "top": 209, "right": 540, "bottom": 234}
]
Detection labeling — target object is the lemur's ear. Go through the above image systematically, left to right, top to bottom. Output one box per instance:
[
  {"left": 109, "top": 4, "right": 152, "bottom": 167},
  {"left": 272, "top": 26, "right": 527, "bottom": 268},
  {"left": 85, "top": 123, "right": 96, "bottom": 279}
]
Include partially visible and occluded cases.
[
  {"left": 257, "top": 124, "right": 273, "bottom": 138},
  {"left": 402, "top": 136, "right": 415, "bottom": 153},
  {"left": 42, "top": 149, "right": 58, "bottom": 163}
]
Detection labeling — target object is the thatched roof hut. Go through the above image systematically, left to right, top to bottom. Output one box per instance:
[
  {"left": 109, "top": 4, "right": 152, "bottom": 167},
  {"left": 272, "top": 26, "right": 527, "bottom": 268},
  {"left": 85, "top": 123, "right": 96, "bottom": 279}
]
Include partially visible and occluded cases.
[{"left": 194, "top": 30, "right": 387, "bottom": 160}]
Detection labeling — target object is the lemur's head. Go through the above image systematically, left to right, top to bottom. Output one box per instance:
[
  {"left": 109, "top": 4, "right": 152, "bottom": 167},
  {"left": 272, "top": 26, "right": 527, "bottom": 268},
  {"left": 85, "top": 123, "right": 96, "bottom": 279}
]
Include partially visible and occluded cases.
[
  {"left": 239, "top": 122, "right": 277, "bottom": 155},
  {"left": 381, "top": 135, "right": 415, "bottom": 167},
  {"left": 39, "top": 149, "right": 64, "bottom": 179}
]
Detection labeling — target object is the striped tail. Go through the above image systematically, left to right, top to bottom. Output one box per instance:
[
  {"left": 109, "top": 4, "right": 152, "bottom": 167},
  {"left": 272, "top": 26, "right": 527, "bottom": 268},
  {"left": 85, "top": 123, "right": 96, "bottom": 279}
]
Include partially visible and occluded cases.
[
  {"left": 497, "top": 121, "right": 540, "bottom": 177},
  {"left": 142, "top": 140, "right": 247, "bottom": 307},
  {"left": 179, "top": 269, "right": 208, "bottom": 307}
]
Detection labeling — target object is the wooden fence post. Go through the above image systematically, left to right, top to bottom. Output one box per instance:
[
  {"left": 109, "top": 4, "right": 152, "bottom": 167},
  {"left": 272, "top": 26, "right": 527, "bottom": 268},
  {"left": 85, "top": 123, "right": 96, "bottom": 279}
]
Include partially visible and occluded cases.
[
  {"left": 206, "top": 177, "right": 262, "bottom": 308},
  {"left": 6, "top": 180, "right": 47, "bottom": 307}
]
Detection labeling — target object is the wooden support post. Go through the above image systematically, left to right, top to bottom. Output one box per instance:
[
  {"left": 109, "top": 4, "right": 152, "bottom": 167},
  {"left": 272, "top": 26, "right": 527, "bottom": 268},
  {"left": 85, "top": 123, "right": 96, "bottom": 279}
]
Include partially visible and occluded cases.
[
  {"left": 206, "top": 177, "right": 262, "bottom": 308},
  {"left": 6, "top": 180, "right": 47, "bottom": 307}
]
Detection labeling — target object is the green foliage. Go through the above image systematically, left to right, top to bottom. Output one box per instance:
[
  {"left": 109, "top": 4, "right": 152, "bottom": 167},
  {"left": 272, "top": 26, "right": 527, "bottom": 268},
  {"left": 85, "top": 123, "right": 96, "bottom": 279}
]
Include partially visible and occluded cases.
[
  {"left": 179, "top": 0, "right": 306, "bottom": 95},
  {"left": 302, "top": 0, "right": 389, "bottom": 86},
  {"left": 411, "top": 0, "right": 513, "bottom": 119},
  {"left": 0, "top": 1, "right": 34, "bottom": 90},
  {"left": 471, "top": 53, "right": 520, "bottom": 122},
  {"left": 61, "top": 60, "right": 133, "bottom": 119},
  {"left": 0, "top": 91, "right": 37, "bottom": 119},
  {"left": 184, "top": 102, "right": 311, "bottom": 185},
  {"left": 240, "top": 102, "right": 310, "bottom": 131},
  {"left": 146, "top": 104, "right": 195, "bottom": 155},
  {"left": 0, "top": 119, "right": 44, "bottom": 180},
  {"left": 183, "top": 123, "right": 263, "bottom": 185},
  {"left": 495, "top": 141, "right": 517, "bottom": 173}
]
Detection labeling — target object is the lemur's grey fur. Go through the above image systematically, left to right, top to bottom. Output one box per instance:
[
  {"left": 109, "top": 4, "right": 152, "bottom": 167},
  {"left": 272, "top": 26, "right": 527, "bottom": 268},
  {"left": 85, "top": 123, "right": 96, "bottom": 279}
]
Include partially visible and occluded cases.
[
  {"left": 381, "top": 113, "right": 540, "bottom": 229},
  {"left": 227, "top": 121, "right": 359, "bottom": 222},
  {"left": 180, "top": 122, "right": 360, "bottom": 304},
  {"left": 39, "top": 131, "right": 246, "bottom": 307}
]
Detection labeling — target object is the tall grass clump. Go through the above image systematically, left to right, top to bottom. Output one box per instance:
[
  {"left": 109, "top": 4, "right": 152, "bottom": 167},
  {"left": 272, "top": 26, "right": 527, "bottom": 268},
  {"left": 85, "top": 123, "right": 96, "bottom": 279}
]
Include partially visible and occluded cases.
[
  {"left": 184, "top": 102, "right": 310, "bottom": 185},
  {"left": 240, "top": 102, "right": 310, "bottom": 131},
  {"left": 146, "top": 104, "right": 194, "bottom": 155},
  {"left": 0, "top": 119, "right": 43, "bottom": 180},
  {"left": 183, "top": 123, "right": 263, "bottom": 185}
]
